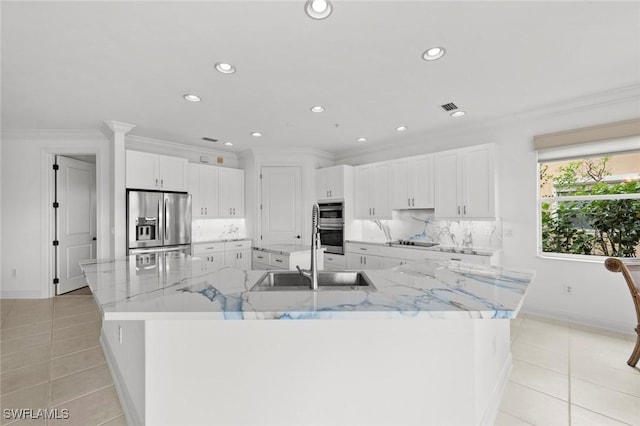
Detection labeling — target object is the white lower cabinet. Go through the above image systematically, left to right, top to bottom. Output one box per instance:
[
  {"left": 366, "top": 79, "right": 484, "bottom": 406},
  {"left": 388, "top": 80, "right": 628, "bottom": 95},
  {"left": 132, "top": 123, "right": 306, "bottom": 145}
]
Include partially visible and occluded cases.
[
  {"left": 193, "top": 240, "right": 252, "bottom": 270},
  {"left": 323, "top": 253, "right": 346, "bottom": 271},
  {"left": 346, "top": 253, "right": 383, "bottom": 269}
]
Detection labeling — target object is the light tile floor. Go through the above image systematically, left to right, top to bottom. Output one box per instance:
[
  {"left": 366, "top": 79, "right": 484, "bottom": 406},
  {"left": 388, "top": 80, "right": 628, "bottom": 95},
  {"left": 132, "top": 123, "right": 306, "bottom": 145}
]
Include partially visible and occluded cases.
[
  {"left": 1, "top": 296, "right": 639, "bottom": 425},
  {"left": 1, "top": 296, "right": 125, "bottom": 426}
]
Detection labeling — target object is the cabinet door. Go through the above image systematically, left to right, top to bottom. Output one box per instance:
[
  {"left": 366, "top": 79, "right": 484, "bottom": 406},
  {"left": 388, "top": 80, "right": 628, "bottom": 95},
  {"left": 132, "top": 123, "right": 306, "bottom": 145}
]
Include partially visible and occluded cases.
[
  {"left": 461, "top": 145, "right": 495, "bottom": 218},
  {"left": 435, "top": 150, "right": 462, "bottom": 218},
  {"left": 126, "top": 151, "right": 158, "bottom": 189},
  {"left": 157, "top": 154, "right": 188, "bottom": 192},
  {"left": 411, "top": 154, "right": 434, "bottom": 208},
  {"left": 391, "top": 159, "right": 411, "bottom": 209},
  {"left": 371, "top": 163, "right": 391, "bottom": 218},
  {"left": 188, "top": 164, "right": 202, "bottom": 216},
  {"left": 201, "top": 166, "right": 219, "bottom": 217},
  {"left": 327, "top": 166, "right": 344, "bottom": 199},
  {"left": 354, "top": 166, "right": 371, "bottom": 219},
  {"left": 316, "top": 168, "right": 330, "bottom": 200},
  {"left": 229, "top": 169, "right": 244, "bottom": 217},
  {"left": 238, "top": 249, "right": 251, "bottom": 269},
  {"left": 346, "top": 253, "right": 362, "bottom": 269},
  {"left": 361, "top": 254, "right": 383, "bottom": 269}
]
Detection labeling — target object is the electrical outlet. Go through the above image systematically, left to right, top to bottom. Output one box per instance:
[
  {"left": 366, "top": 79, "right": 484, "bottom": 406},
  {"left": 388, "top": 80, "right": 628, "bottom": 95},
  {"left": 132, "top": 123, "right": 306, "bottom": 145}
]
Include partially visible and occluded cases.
[{"left": 564, "top": 284, "right": 573, "bottom": 295}]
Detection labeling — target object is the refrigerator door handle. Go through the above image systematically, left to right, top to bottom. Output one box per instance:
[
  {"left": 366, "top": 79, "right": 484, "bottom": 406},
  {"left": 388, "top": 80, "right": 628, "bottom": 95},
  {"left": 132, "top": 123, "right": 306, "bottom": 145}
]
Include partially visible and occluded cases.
[{"left": 158, "top": 199, "right": 164, "bottom": 244}]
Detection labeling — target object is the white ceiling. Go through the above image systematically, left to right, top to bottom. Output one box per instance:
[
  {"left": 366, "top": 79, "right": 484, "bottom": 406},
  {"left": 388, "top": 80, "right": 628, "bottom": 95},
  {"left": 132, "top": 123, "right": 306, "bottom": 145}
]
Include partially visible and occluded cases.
[{"left": 2, "top": 1, "right": 639, "bottom": 154}]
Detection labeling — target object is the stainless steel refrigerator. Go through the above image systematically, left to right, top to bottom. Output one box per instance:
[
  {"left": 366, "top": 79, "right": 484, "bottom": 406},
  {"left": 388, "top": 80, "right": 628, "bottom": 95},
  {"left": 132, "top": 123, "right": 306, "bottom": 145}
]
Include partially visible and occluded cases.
[{"left": 127, "top": 190, "right": 192, "bottom": 255}]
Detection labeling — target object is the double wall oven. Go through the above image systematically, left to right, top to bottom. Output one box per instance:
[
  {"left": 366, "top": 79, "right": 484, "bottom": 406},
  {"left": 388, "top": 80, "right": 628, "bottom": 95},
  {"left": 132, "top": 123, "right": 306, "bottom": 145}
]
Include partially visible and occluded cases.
[{"left": 318, "top": 202, "right": 345, "bottom": 255}]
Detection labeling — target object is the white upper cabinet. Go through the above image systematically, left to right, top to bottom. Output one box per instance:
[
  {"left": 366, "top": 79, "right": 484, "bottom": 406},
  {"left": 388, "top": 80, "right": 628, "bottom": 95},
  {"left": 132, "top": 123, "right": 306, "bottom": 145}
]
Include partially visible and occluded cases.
[
  {"left": 435, "top": 144, "right": 496, "bottom": 219},
  {"left": 126, "top": 150, "right": 188, "bottom": 192},
  {"left": 391, "top": 154, "right": 434, "bottom": 209},
  {"left": 188, "top": 163, "right": 219, "bottom": 217},
  {"left": 354, "top": 163, "right": 391, "bottom": 219},
  {"left": 316, "top": 165, "right": 350, "bottom": 200},
  {"left": 218, "top": 167, "right": 244, "bottom": 217}
]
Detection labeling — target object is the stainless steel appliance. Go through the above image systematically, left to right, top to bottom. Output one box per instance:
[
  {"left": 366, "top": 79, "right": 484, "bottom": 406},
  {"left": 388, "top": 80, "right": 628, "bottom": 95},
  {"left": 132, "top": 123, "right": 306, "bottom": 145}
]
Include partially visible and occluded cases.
[
  {"left": 127, "top": 190, "right": 192, "bottom": 255},
  {"left": 318, "top": 202, "right": 344, "bottom": 255}
]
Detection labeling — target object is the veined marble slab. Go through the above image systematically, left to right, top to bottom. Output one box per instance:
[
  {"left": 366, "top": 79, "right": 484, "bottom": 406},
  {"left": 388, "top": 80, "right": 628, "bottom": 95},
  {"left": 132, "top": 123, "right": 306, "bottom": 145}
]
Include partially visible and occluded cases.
[{"left": 80, "top": 253, "right": 533, "bottom": 321}]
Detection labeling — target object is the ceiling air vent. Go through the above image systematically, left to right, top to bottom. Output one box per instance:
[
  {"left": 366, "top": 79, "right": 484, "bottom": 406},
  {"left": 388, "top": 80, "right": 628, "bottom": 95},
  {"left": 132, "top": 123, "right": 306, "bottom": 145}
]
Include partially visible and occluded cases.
[
  {"left": 440, "top": 103, "right": 458, "bottom": 111},
  {"left": 202, "top": 137, "right": 218, "bottom": 143}
]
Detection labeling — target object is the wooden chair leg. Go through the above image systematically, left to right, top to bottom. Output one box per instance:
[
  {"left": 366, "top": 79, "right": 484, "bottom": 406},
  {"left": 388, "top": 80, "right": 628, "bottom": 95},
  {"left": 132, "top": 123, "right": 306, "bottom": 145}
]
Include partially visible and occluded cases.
[{"left": 629, "top": 326, "right": 640, "bottom": 367}]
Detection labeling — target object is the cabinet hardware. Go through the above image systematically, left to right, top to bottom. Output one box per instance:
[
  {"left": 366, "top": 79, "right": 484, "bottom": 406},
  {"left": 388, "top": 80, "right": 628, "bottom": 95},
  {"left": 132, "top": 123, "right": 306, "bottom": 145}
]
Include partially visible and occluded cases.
[
  {"left": 155, "top": 178, "right": 159, "bottom": 187},
  {"left": 160, "top": 179, "right": 163, "bottom": 188},
  {"left": 408, "top": 198, "right": 411, "bottom": 206},
  {"left": 412, "top": 198, "right": 415, "bottom": 207},
  {"left": 463, "top": 205, "right": 466, "bottom": 215},
  {"left": 458, "top": 206, "right": 461, "bottom": 215},
  {"left": 205, "top": 207, "right": 207, "bottom": 215},
  {"left": 372, "top": 207, "right": 375, "bottom": 215},
  {"left": 229, "top": 208, "right": 232, "bottom": 215},
  {"left": 360, "top": 247, "right": 367, "bottom": 251},
  {"left": 364, "top": 257, "right": 367, "bottom": 265},
  {"left": 275, "top": 259, "right": 283, "bottom": 263}
]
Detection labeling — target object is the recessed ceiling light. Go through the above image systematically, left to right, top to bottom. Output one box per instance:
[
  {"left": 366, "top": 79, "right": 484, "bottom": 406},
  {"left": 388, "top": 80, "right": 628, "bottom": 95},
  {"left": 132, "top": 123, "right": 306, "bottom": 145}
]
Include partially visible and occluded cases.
[
  {"left": 304, "top": 0, "right": 333, "bottom": 20},
  {"left": 422, "top": 46, "right": 446, "bottom": 61},
  {"left": 215, "top": 62, "right": 236, "bottom": 74},
  {"left": 183, "top": 94, "right": 201, "bottom": 102},
  {"left": 310, "top": 106, "right": 325, "bottom": 113},
  {"left": 450, "top": 111, "right": 466, "bottom": 117},
  {"left": 396, "top": 126, "right": 408, "bottom": 132},
  {"left": 250, "top": 132, "right": 262, "bottom": 137},
  {"left": 357, "top": 137, "right": 367, "bottom": 142},
  {"left": 223, "top": 142, "right": 234, "bottom": 146}
]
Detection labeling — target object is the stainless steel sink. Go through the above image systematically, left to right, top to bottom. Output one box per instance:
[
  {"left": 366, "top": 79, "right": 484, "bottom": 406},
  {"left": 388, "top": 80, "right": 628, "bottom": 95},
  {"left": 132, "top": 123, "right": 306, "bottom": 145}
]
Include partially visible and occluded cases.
[{"left": 250, "top": 271, "right": 375, "bottom": 291}]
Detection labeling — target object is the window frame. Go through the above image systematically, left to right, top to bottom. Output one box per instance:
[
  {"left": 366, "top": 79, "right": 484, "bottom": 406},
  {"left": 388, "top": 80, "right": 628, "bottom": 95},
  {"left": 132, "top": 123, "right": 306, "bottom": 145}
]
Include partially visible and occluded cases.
[{"left": 536, "top": 136, "right": 640, "bottom": 261}]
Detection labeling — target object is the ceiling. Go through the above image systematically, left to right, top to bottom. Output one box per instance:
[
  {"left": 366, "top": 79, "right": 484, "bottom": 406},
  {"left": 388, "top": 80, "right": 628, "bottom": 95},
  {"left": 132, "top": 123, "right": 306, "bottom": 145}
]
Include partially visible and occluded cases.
[{"left": 2, "top": 1, "right": 639, "bottom": 154}]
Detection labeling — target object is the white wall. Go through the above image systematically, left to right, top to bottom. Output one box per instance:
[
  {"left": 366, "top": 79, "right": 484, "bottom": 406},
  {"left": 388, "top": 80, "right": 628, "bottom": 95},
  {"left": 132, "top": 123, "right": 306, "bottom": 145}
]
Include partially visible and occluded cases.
[
  {"left": 335, "top": 94, "right": 640, "bottom": 334},
  {"left": 1, "top": 131, "right": 111, "bottom": 298},
  {"left": 241, "top": 147, "right": 333, "bottom": 246}
]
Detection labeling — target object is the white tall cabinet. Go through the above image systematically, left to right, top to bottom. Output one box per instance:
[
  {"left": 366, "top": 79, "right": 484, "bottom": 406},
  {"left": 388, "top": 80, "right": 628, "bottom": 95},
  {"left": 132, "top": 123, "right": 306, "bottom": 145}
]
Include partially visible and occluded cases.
[
  {"left": 435, "top": 144, "right": 496, "bottom": 219},
  {"left": 126, "top": 150, "right": 188, "bottom": 192},
  {"left": 390, "top": 154, "right": 434, "bottom": 209},
  {"left": 354, "top": 163, "right": 391, "bottom": 219},
  {"left": 188, "top": 164, "right": 219, "bottom": 217},
  {"left": 316, "top": 165, "right": 350, "bottom": 200},
  {"left": 218, "top": 167, "right": 244, "bottom": 217}
]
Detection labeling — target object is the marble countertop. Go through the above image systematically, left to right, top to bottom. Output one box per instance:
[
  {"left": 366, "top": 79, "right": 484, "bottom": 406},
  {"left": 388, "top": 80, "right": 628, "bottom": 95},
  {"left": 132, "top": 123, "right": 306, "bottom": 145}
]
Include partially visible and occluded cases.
[
  {"left": 192, "top": 238, "right": 252, "bottom": 245},
  {"left": 345, "top": 240, "right": 499, "bottom": 256},
  {"left": 253, "top": 244, "right": 323, "bottom": 255},
  {"left": 80, "top": 253, "right": 533, "bottom": 321}
]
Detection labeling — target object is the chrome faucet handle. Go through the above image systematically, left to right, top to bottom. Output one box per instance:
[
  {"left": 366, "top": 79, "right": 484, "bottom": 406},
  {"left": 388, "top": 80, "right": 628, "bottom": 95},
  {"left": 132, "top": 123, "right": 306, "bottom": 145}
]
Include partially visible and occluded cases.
[{"left": 296, "top": 265, "right": 309, "bottom": 277}]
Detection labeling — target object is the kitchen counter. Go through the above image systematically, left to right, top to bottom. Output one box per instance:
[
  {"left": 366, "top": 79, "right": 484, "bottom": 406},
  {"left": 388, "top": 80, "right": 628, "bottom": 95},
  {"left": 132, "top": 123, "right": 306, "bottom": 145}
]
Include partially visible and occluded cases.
[
  {"left": 345, "top": 239, "right": 499, "bottom": 256},
  {"left": 252, "top": 243, "right": 319, "bottom": 255},
  {"left": 80, "top": 252, "right": 531, "bottom": 321},
  {"left": 80, "top": 253, "right": 534, "bottom": 425}
]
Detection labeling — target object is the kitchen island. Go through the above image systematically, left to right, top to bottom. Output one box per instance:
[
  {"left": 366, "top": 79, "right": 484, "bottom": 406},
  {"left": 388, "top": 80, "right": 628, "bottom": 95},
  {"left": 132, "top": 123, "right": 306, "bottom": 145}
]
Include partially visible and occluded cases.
[
  {"left": 252, "top": 243, "right": 325, "bottom": 270},
  {"left": 81, "top": 253, "right": 534, "bottom": 426}
]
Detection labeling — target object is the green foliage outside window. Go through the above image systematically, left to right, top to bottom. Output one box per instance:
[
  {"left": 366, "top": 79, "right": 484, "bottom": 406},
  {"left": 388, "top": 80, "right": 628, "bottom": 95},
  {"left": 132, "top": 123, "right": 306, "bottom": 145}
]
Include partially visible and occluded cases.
[{"left": 540, "top": 157, "right": 640, "bottom": 257}]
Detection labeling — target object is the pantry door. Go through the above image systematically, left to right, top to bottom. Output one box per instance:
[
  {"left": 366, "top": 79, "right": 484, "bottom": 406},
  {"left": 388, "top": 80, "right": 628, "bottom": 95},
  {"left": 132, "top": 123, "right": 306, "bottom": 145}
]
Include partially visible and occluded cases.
[
  {"left": 56, "top": 156, "right": 96, "bottom": 295},
  {"left": 260, "top": 167, "right": 302, "bottom": 245}
]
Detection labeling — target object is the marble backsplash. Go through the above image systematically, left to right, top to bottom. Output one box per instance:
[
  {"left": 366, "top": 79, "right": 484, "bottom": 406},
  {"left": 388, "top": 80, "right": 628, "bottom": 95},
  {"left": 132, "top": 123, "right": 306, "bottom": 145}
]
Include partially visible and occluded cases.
[
  {"left": 355, "top": 210, "right": 502, "bottom": 249},
  {"left": 192, "top": 218, "right": 246, "bottom": 242}
]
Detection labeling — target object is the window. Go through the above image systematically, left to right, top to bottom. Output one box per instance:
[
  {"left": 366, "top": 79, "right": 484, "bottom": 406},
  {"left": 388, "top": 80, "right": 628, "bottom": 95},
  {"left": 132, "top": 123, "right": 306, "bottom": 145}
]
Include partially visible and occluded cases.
[{"left": 538, "top": 151, "right": 640, "bottom": 258}]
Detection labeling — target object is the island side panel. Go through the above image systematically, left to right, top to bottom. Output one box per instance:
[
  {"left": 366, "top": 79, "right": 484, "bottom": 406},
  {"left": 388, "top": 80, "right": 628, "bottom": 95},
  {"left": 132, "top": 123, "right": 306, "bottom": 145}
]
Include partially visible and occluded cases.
[
  {"left": 143, "top": 319, "right": 505, "bottom": 426},
  {"left": 473, "top": 319, "right": 512, "bottom": 424},
  {"left": 101, "top": 320, "right": 146, "bottom": 425}
]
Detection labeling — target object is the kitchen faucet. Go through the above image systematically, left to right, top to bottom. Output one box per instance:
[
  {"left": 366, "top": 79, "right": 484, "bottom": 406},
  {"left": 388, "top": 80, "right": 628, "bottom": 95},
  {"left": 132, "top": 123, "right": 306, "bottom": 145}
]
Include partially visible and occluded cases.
[{"left": 296, "top": 203, "right": 320, "bottom": 290}]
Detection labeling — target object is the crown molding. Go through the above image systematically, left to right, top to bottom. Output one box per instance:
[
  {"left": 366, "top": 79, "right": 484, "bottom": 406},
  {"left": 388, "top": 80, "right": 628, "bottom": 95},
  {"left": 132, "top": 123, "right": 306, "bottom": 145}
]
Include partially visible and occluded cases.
[
  {"left": 334, "top": 84, "right": 640, "bottom": 163},
  {"left": 104, "top": 120, "right": 136, "bottom": 135},
  {"left": 1, "top": 129, "right": 107, "bottom": 140},
  {"left": 126, "top": 134, "right": 237, "bottom": 159},
  {"left": 245, "top": 146, "right": 335, "bottom": 161}
]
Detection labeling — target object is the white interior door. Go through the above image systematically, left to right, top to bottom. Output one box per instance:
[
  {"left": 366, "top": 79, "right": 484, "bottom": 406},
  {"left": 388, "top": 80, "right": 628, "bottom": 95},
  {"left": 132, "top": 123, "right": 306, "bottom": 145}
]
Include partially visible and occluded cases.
[
  {"left": 56, "top": 156, "right": 96, "bottom": 295},
  {"left": 260, "top": 166, "right": 302, "bottom": 245}
]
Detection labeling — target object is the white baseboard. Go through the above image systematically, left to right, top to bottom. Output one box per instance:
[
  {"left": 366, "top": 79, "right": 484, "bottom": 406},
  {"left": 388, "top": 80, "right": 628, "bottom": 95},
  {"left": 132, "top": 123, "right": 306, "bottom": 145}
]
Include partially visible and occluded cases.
[
  {"left": 0, "top": 290, "right": 47, "bottom": 299},
  {"left": 521, "top": 307, "right": 636, "bottom": 337},
  {"left": 100, "top": 333, "right": 143, "bottom": 426},
  {"left": 480, "top": 353, "right": 512, "bottom": 426}
]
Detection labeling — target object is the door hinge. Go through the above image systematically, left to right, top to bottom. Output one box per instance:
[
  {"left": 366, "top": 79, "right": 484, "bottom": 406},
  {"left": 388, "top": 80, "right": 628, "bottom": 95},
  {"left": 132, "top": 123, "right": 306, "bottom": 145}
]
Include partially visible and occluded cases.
[
  {"left": 52, "top": 164, "right": 59, "bottom": 171},
  {"left": 53, "top": 202, "right": 59, "bottom": 208},
  {"left": 53, "top": 240, "right": 59, "bottom": 246},
  {"left": 53, "top": 278, "right": 59, "bottom": 284}
]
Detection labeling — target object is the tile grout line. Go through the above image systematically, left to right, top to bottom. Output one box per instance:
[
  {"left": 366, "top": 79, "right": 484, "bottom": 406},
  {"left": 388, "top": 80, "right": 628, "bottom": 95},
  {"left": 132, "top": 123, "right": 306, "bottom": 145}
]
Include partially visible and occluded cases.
[{"left": 49, "top": 383, "right": 116, "bottom": 412}]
